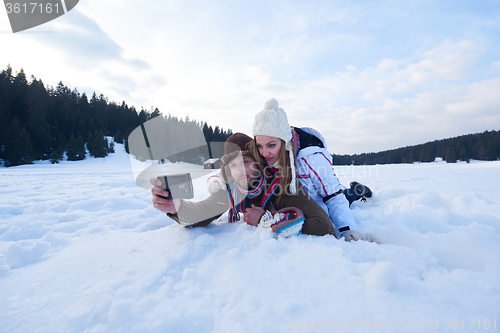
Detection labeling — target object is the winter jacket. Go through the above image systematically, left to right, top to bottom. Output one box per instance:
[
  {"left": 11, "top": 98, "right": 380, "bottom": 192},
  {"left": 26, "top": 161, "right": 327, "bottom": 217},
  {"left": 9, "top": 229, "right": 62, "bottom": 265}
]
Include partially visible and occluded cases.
[
  {"left": 293, "top": 127, "right": 359, "bottom": 236},
  {"left": 167, "top": 181, "right": 336, "bottom": 237}
]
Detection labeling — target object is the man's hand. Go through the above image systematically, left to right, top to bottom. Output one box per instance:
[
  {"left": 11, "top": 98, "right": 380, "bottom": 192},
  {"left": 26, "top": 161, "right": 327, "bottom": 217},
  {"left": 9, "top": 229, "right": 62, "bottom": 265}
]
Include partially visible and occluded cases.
[
  {"left": 150, "top": 178, "right": 180, "bottom": 214},
  {"left": 244, "top": 204, "right": 265, "bottom": 227}
]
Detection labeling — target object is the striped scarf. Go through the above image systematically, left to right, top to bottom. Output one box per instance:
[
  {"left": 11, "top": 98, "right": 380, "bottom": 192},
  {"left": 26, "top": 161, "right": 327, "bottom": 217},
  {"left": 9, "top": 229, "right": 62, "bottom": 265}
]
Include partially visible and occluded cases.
[
  {"left": 227, "top": 174, "right": 281, "bottom": 223},
  {"left": 228, "top": 174, "right": 265, "bottom": 223}
]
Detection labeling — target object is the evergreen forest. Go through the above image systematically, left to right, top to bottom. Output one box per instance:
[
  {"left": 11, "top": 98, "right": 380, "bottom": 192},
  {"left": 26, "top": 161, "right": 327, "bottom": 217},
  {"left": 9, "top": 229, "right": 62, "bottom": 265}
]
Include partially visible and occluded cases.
[
  {"left": 0, "top": 65, "right": 232, "bottom": 167},
  {"left": 2, "top": 65, "right": 499, "bottom": 168},
  {"left": 333, "top": 130, "right": 500, "bottom": 165}
]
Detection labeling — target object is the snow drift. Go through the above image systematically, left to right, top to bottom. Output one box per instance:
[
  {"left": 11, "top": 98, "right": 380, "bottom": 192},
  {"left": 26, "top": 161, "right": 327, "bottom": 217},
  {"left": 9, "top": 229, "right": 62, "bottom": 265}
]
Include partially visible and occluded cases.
[{"left": 1, "top": 143, "right": 499, "bottom": 332}]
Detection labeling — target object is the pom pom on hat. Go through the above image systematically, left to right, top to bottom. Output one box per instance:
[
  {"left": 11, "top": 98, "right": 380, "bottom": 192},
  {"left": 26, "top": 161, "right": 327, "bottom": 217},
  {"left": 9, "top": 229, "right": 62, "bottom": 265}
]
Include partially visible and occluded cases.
[
  {"left": 252, "top": 98, "right": 292, "bottom": 143},
  {"left": 264, "top": 98, "right": 279, "bottom": 111}
]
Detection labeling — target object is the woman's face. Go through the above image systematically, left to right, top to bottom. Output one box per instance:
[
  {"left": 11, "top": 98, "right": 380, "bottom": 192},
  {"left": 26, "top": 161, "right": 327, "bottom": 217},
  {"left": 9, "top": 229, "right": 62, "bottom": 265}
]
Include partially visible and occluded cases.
[{"left": 255, "top": 135, "right": 282, "bottom": 165}]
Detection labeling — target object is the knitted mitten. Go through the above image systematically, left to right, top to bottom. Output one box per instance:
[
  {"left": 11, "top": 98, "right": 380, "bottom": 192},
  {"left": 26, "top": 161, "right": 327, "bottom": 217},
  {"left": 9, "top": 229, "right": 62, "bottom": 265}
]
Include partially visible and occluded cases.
[{"left": 207, "top": 175, "right": 225, "bottom": 194}]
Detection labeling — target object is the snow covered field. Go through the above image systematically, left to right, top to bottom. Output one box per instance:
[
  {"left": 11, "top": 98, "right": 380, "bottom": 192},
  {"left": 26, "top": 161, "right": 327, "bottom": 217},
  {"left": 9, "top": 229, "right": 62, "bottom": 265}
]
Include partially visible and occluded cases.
[{"left": 1, "top": 144, "right": 499, "bottom": 333}]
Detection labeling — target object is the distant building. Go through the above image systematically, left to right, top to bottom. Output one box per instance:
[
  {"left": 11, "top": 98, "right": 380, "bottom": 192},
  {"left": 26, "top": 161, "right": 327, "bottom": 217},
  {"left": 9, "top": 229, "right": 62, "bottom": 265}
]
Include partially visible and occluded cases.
[{"left": 204, "top": 158, "right": 222, "bottom": 169}]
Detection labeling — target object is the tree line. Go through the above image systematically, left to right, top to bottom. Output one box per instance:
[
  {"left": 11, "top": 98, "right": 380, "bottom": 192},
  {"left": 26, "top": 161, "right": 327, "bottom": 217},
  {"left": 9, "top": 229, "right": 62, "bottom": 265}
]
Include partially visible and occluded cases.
[
  {"left": 0, "top": 65, "right": 232, "bottom": 167},
  {"left": 3, "top": 65, "right": 497, "bottom": 168},
  {"left": 126, "top": 113, "right": 232, "bottom": 165},
  {"left": 333, "top": 130, "right": 500, "bottom": 165}
]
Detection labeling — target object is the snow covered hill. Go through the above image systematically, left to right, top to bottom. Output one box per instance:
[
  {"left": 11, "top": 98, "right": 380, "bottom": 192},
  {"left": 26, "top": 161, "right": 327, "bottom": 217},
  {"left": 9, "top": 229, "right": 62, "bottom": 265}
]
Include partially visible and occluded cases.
[{"left": 1, "top": 143, "right": 499, "bottom": 332}]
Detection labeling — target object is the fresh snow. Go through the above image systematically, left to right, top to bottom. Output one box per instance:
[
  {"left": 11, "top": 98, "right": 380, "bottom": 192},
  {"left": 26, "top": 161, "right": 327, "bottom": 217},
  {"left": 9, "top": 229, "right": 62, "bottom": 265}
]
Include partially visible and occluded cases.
[{"left": 1, "top": 143, "right": 499, "bottom": 333}]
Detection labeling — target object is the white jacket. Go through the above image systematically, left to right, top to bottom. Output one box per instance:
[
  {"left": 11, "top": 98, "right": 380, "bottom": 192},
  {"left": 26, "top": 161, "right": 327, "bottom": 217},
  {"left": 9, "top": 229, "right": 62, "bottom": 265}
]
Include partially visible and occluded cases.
[{"left": 294, "top": 127, "right": 358, "bottom": 236}]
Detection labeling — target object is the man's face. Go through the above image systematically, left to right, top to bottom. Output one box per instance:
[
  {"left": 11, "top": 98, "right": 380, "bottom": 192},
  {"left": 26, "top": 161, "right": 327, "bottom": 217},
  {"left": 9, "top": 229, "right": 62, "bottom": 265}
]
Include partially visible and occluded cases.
[{"left": 228, "top": 153, "right": 260, "bottom": 188}]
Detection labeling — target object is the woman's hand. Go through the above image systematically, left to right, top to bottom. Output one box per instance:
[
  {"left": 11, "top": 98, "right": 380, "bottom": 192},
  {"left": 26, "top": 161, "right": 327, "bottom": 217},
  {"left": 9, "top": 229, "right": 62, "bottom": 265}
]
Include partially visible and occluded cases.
[{"left": 244, "top": 204, "right": 265, "bottom": 227}]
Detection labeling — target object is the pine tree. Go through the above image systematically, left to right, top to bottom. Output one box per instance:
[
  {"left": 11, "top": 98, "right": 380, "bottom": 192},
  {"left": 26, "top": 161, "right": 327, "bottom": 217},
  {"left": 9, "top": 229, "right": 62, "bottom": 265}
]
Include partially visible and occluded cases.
[
  {"left": 10, "top": 69, "right": 29, "bottom": 125},
  {"left": 26, "top": 78, "right": 51, "bottom": 160},
  {"left": 0, "top": 96, "right": 5, "bottom": 160},
  {"left": 150, "top": 107, "right": 161, "bottom": 119},
  {"left": 3, "top": 118, "right": 34, "bottom": 166},
  {"left": 124, "top": 126, "right": 133, "bottom": 154},
  {"left": 9, "top": 129, "right": 34, "bottom": 166},
  {"left": 114, "top": 129, "right": 123, "bottom": 144},
  {"left": 88, "top": 131, "right": 108, "bottom": 158},
  {"left": 49, "top": 134, "right": 66, "bottom": 164},
  {"left": 66, "top": 134, "right": 86, "bottom": 161},
  {"left": 66, "top": 134, "right": 77, "bottom": 161},
  {"left": 75, "top": 134, "right": 87, "bottom": 160},
  {"left": 125, "top": 136, "right": 130, "bottom": 154},
  {"left": 107, "top": 141, "right": 115, "bottom": 154},
  {"left": 485, "top": 142, "right": 496, "bottom": 161},
  {"left": 458, "top": 145, "right": 469, "bottom": 163},
  {"left": 424, "top": 146, "right": 435, "bottom": 163},
  {"left": 49, "top": 147, "right": 64, "bottom": 164},
  {"left": 445, "top": 147, "right": 457, "bottom": 163},
  {"left": 407, "top": 152, "right": 415, "bottom": 164}
]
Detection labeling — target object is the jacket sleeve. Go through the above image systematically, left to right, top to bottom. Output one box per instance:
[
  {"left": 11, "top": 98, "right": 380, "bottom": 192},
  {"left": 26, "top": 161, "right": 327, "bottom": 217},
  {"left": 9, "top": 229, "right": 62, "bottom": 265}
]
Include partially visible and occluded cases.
[
  {"left": 297, "top": 151, "right": 359, "bottom": 235},
  {"left": 274, "top": 184, "right": 337, "bottom": 237},
  {"left": 167, "top": 189, "right": 229, "bottom": 227},
  {"left": 324, "top": 194, "right": 358, "bottom": 235}
]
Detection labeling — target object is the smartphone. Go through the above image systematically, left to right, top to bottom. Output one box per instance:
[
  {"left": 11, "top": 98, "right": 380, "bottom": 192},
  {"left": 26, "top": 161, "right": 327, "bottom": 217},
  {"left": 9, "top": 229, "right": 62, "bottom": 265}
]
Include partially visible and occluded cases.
[{"left": 156, "top": 173, "right": 194, "bottom": 199}]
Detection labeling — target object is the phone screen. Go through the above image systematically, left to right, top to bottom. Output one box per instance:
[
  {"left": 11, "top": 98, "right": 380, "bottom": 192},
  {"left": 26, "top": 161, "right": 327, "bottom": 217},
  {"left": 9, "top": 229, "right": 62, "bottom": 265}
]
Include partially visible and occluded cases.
[{"left": 157, "top": 173, "right": 194, "bottom": 199}]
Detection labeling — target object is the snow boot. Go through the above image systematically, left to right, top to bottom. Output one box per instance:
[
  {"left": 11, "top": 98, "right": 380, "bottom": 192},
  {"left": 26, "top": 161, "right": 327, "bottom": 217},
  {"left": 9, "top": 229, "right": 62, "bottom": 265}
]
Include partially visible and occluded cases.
[
  {"left": 343, "top": 181, "right": 372, "bottom": 207},
  {"left": 350, "top": 181, "right": 372, "bottom": 198}
]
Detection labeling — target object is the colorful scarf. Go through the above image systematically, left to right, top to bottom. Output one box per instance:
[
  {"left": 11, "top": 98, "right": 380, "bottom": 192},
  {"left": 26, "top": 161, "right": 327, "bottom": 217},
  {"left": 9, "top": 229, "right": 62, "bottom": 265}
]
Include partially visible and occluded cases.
[
  {"left": 227, "top": 174, "right": 281, "bottom": 223},
  {"left": 228, "top": 174, "right": 264, "bottom": 223}
]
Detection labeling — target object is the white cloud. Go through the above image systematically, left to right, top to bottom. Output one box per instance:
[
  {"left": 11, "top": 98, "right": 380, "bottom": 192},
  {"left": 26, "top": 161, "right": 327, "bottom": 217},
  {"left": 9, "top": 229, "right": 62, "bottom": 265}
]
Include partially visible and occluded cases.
[
  {"left": 263, "top": 40, "right": 496, "bottom": 154},
  {"left": 491, "top": 60, "right": 500, "bottom": 71},
  {"left": 321, "top": 77, "right": 500, "bottom": 154}
]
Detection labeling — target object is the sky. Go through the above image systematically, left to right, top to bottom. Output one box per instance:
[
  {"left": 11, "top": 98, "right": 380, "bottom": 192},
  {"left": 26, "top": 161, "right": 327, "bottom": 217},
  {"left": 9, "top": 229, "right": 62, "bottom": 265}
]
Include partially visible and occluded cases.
[{"left": 1, "top": 0, "right": 500, "bottom": 154}]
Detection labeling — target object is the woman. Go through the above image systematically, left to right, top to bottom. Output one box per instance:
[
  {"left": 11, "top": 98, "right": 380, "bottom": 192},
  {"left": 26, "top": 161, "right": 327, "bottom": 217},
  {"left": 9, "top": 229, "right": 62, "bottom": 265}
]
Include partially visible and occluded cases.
[{"left": 248, "top": 98, "right": 376, "bottom": 242}]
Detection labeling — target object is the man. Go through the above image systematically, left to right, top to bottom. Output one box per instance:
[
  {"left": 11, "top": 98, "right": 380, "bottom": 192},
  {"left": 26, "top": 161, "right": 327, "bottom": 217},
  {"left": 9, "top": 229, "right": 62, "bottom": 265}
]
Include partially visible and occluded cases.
[{"left": 151, "top": 133, "right": 336, "bottom": 237}]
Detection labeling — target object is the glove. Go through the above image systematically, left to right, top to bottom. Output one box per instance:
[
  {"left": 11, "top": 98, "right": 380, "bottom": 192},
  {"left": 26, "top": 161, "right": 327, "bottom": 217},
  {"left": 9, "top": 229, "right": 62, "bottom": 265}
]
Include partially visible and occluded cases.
[
  {"left": 207, "top": 175, "right": 225, "bottom": 194},
  {"left": 259, "top": 207, "right": 305, "bottom": 238},
  {"left": 341, "top": 230, "right": 377, "bottom": 242}
]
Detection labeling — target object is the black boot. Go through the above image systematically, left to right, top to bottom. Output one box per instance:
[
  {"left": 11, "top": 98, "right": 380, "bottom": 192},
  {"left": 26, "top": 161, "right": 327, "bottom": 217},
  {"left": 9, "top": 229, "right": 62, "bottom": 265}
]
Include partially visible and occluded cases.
[
  {"left": 343, "top": 181, "right": 372, "bottom": 206},
  {"left": 350, "top": 181, "right": 372, "bottom": 198}
]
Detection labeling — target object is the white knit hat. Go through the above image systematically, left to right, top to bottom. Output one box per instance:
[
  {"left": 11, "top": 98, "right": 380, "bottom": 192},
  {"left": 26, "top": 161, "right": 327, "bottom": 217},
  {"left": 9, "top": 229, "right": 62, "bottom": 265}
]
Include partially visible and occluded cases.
[
  {"left": 252, "top": 98, "right": 297, "bottom": 194},
  {"left": 253, "top": 98, "right": 292, "bottom": 143}
]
